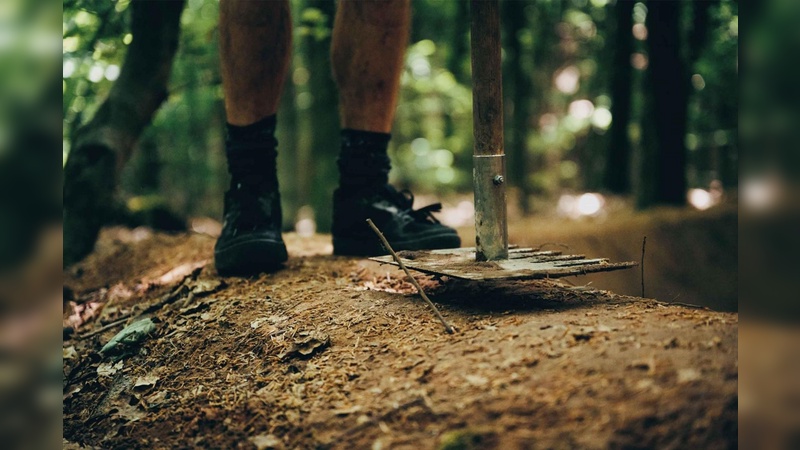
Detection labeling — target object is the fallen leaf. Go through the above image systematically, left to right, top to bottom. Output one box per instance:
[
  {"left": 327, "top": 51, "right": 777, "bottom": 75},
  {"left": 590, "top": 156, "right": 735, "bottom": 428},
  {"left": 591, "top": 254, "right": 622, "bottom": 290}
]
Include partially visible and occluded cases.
[
  {"left": 157, "top": 262, "right": 204, "bottom": 285},
  {"left": 190, "top": 279, "right": 223, "bottom": 296},
  {"left": 100, "top": 318, "right": 156, "bottom": 356},
  {"left": 251, "top": 318, "right": 268, "bottom": 329},
  {"left": 279, "top": 331, "right": 330, "bottom": 359},
  {"left": 63, "top": 345, "right": 77, "bottom": 360},
  {"left": 97, "top": 360, "right": 124, "bottom": 377},
  {"left": 677, "top": 368, "right": 701, "bottom": 383},
  {"left": 465, "top": 374, "right": 488, "bottom": 387},
  {"left": 133, "top": 375, "right": 159, "bottom": 391},
  {"left": 63, "top": 385, "right": 81, "bottom": 401},
  {"left": 144, "top": 390, "right": 169, "bottom": 406},
  {"left": 112, "top": 402, "right": 146, "bottom": 423},
  {"left": 332, "top": 405, "right": 363, "bottom": 416},
  {"left": 249, "top": 434, "right": 284, "bottom": 450}
]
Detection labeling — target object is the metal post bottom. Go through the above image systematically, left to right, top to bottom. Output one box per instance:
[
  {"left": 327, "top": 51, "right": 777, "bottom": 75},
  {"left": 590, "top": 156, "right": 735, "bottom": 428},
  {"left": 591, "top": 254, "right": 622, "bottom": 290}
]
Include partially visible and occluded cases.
[{"left": 473, "top": 154, "right": 508, "bottom": 261}]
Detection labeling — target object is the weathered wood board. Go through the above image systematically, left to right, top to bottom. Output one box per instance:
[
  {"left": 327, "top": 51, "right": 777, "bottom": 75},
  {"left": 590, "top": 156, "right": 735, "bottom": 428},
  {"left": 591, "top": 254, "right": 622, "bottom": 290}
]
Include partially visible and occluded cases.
[{"left": 370, "top": 247, "right": 638, "bottom": 281}]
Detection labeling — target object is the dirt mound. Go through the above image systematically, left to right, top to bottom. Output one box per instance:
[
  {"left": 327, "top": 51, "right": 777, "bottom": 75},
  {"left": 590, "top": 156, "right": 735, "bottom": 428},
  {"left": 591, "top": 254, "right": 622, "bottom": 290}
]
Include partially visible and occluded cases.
[{"left": 64, "top": 228, "right": 737, "bottom": 449}]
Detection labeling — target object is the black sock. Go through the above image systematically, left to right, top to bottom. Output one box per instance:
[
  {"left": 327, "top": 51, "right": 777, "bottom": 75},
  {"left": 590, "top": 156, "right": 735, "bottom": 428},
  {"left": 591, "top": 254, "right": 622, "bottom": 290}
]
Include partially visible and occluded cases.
[
  {"left": 225, "top": 115, "right": 278, "bottom": 188},
  {"left": 337, "top": 129, "right": 392, "bottom": 193}
]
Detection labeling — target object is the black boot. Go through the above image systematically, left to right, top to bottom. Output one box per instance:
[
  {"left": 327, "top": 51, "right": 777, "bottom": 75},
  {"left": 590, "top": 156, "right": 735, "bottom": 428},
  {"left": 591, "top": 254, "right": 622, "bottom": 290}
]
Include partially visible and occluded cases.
[
  {"left": 214, "top": 116, "right": 287, "bottom": 275},
  {"left": 332, "top": 129, "right": 460, "bottom": 256},
  {"left": 333, "top": 185, "right": 461, "bottom": 256}
]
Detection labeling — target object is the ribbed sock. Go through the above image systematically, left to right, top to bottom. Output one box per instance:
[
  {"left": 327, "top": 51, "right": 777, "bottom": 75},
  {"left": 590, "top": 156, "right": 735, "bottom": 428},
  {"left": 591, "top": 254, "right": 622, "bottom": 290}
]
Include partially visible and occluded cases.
[
  {"left": 225, "top": 115, "right": 278, "bottom": 188},
  {"left": 337, "top": 129, "right": 392, "bottom": 193}
]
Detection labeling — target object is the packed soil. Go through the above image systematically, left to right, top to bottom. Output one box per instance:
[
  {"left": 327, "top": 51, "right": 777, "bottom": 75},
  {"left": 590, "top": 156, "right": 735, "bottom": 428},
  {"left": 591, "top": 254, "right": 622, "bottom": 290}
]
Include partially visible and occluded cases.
[{"left": 63, "top": 225, "right": 737, "bottom": 449}]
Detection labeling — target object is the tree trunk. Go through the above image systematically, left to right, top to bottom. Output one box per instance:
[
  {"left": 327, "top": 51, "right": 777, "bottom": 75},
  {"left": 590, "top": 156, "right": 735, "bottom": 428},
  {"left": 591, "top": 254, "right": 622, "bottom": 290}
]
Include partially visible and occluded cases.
[
  {"left": 64, "top": 0, "right": 185, "bottom": 265},
  {"left": 70, "top": 0, "right": 185, "bottom": 171},
  {"left": 304, "top": 0, "right": 340, "bottom": 233},
  {"left": 447, "top": 0, "right": 470, "bottom": 84},
  {"left": 502, "top": 0, "right": 532, "bottom": 214},
  {"left": 604, "top": 0, "right": 634, "bottom": 194},
  {"left": 638, "top": 0, "right": 688, "bottom": 207},
  {"left": 278, "top": 59, "right": 300, "bottom": 230}
]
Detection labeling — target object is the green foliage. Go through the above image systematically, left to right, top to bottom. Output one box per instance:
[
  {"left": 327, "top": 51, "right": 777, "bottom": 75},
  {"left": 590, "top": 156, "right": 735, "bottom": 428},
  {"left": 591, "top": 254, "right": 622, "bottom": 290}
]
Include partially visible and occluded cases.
[
  {"left": 62, "top": 0, "right": 738, "bottom": 221},
  {"left": 686, "top": 1, "right": 739, "bottom": 187}
]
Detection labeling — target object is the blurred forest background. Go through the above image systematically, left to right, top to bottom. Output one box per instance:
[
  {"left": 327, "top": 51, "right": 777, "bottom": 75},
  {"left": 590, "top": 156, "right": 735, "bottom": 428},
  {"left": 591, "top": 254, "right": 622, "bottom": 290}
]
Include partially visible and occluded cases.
[{"left": 62, "top": 0, "right": 739, "bottom": 233}]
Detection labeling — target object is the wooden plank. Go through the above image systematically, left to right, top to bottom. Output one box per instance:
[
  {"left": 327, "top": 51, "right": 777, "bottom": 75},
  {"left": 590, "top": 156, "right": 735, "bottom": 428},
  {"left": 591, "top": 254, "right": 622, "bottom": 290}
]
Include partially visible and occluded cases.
[{"left": 371, "top": 247, "right": 638, "bottom": 281}]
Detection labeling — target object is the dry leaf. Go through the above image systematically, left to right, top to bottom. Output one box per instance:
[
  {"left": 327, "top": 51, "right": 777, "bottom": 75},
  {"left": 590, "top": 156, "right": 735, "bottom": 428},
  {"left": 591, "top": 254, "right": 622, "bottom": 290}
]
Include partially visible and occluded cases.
[
  {"left": 190, "top": 279, "right": 222, "bottom": 296},
  {"left": 100, "top": 318, "right": 156, "bottom": 356},
  {"left": 251, "top": 318, "right": 268, "bottom": 329},
  {"left": 279, "top": 331, "right": 330, "bottom": 359},
  {"left": 63, "top": 346, "right": 77, "bottom": 360},
  {"left": 97, "top": 360, "right": 124, "bottom": 377},
  {"left": 677, "top": 368, "right": 701, "bottom": 383},
  {"left": 465, "top": 374, "right": 488, "bottom": 387},
  {"left": 133, "top": 375, "right": 159, "bottom": 391},
  {"left": 332, "top": 405, "right": 363, "bottom": 416},
  {"left": 249, "top": 434, "right": 284, "bottom": 450}
]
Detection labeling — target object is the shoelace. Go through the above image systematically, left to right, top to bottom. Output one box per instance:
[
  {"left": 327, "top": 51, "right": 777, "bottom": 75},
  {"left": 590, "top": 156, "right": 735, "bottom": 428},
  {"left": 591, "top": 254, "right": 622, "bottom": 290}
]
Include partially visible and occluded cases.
[{"left": 384, "top": 185, "right": 442, "bottom": 224}]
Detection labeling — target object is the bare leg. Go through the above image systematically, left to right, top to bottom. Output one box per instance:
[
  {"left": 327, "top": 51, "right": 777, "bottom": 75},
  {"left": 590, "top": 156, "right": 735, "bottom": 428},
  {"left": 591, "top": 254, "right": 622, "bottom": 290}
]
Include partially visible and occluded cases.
[
  {"left": 214, "top": 0, "right": 292, "bottom": 276},
  {"left": 219, "top": 0, "right": 292, "bottom": 126},
  {"left": 329, "top": 0, "right": 459, "bottom": 257},
  {"left": 331, "top": 0, "right": 410, "bottom": 133}
]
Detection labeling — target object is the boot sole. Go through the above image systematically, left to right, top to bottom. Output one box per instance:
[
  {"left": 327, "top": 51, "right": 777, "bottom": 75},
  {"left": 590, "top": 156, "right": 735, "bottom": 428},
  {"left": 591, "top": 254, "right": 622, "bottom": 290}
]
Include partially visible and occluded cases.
[
  {"left": 333, "top": 232, "right": 461, "bottom": 257},
  {"left": 214, "top": 236, "right": 288, "bottom": 276}
]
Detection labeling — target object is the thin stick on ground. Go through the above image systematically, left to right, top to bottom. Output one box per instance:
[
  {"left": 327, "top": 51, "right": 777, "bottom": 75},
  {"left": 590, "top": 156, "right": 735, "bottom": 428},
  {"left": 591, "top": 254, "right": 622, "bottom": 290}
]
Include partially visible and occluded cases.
[
  {"left": 366, "top": 219, "right": 455, "bottom": 334},
  {"left": 641, "top": 236, "right": 647, "bottom": 298},
  {"left": 78, "top": 316, "right": 130, "bottom": 339}
]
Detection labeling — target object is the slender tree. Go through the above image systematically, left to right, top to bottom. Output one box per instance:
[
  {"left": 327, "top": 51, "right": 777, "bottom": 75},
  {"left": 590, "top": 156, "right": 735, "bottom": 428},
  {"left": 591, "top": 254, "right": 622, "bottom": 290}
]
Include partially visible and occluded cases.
[
  {"left": 303, "top": 0, "right": 339, "bottom": 232},
  {"left": 447, "top": 0, "right": 470, "bottom": 84},
  {"left": 503, "top": 0, "right": 533, "bottom": 214},
  {"left": 604, "top": 0, "right": 635, "bottom": 194},
  {"left": 638, "top": 0, "right": 688, "bottom": 207},
  {"left": 638, "top": 0, "right": 720, "bottom": 207},
  {"left": 277, "top": 58, "right": 300, "bottom": 229}
]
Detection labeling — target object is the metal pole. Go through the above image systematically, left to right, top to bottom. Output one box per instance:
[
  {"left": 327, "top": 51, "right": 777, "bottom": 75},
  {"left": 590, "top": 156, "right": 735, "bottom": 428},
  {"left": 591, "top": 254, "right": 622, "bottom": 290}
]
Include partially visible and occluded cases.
[{"left": 470, "top": 0, "right": 508, "bottom": 261}]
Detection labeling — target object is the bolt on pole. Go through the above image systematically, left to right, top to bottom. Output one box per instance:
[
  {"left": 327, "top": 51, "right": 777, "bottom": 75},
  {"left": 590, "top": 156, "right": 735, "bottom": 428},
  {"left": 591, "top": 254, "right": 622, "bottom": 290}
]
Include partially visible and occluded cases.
[{"left": 471, "top": 0, "right": 508, "bottom": 261}]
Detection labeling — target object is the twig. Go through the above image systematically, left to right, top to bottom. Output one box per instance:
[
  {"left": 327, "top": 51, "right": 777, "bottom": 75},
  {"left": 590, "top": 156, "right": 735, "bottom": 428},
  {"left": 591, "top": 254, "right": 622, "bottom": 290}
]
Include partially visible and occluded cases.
[
  {"left": 366, "top": 219, "right": 455, "bottom": 334},
  {"left": 641, "top": 236, "right": 647, "bottom": 298},
  {"left": 77, "top": 270, "right": 199, "bottom": 340},
  {"left": 607, "top": 297, "right": 710, "bottom": 311},
  {"left": 649, "top": 299, "right": 710, "bottom": 311},
  {"left": 78, "top": 316, "right": 130, "bottom": 339}
]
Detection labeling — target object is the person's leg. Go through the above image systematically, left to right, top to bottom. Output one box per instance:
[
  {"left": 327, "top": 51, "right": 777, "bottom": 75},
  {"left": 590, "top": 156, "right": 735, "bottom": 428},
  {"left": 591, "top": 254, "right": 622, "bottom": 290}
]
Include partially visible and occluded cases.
[
  {"left": 215, "top": 0, "right": 292, "bottom": 276},
  {"left": 219, "top": 0, "right": 291, "bottom": 125},
  {"left": 330, "top": 0, "right": 459, "bottom": 256},
  {"left": 331, "top": 0, "right": 409, "bottom": 133}
]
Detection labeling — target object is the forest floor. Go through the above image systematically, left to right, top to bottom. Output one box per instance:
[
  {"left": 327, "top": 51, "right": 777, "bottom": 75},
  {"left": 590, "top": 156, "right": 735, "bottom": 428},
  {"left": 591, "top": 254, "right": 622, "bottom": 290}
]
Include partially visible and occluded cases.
[{"left": 63, "top": 210, "right": 738, "bottom": 449}]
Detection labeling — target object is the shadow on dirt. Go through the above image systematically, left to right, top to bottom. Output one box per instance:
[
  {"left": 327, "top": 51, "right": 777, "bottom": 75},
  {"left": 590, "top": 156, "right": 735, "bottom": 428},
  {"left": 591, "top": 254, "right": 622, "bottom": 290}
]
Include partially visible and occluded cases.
[{"left": 429, "top": 278, "right": 614, "bottom": 314}]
